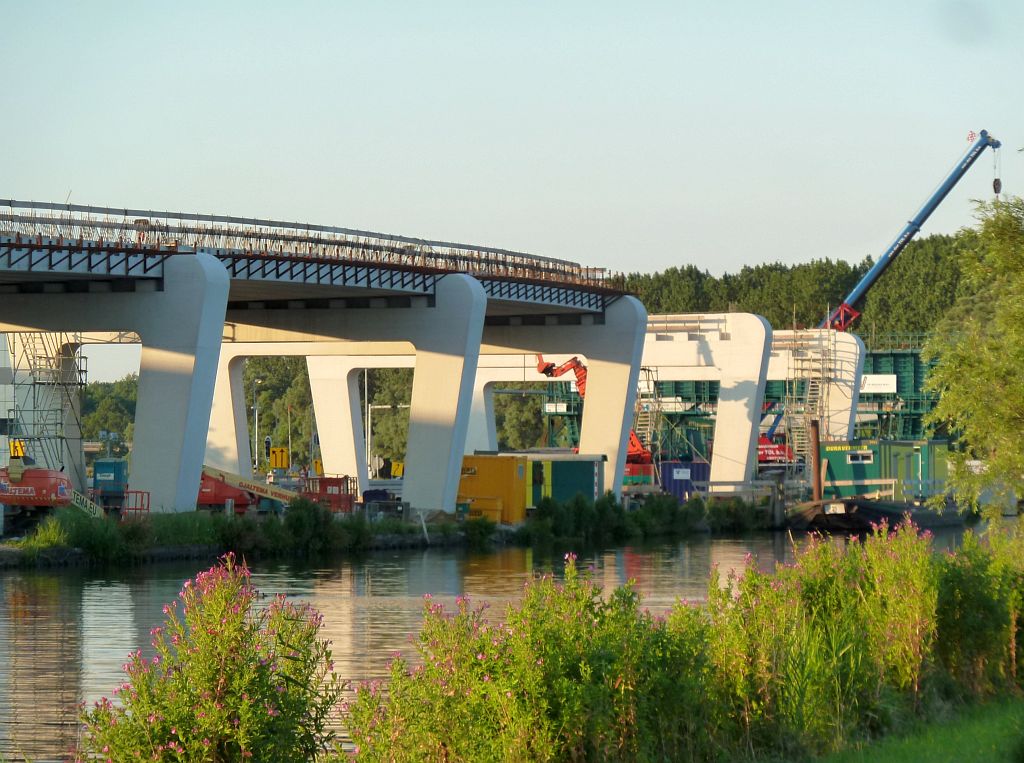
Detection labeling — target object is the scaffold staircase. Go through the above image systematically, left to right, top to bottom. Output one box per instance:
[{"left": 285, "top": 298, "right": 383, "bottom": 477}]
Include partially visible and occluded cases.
[
  {"left": 783, "top": 331, "right": 837, "bottom": 470},
  {"left": 633, "top": 367, "right": 662, "bottom": 457}
]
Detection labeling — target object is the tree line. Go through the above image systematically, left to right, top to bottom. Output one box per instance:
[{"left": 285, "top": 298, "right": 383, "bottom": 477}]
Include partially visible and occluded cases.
[{"left": 614, "top": 229, "right": 975, "bottom": 340}]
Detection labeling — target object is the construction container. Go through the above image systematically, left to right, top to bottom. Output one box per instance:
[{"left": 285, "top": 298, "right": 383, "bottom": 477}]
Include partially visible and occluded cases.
[
  {"left": 819, "top": 439, "right": 949, "bottom": 501},
  {"left": 878, "top": 439, "right": 949, "bottom": 501},
  {"left": 820, "top": 440, "right": 880, "bottom": 499},
  {"left": 525, "top": 453, "right": 605, "bottom": 507},
  {"left": 458, "top": 454, "right": 528, "bottom": 525},
  {"left": 92, "top": 457, "right": 130, "bottom": 510},
  {"left": 659, "top": 460, "right": 710, "bottom": 501},
  {"left": 197, "top": 472, "right": 254, "bottom": 513},
  {"left": 304, "top": 475, "right": 356, "bottom": 513}
]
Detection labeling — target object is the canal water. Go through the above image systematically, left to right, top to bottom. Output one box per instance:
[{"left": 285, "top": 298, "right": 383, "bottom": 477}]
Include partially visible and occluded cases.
[{"left": 0, "top": 531, "right": 965, "bottom": 762}]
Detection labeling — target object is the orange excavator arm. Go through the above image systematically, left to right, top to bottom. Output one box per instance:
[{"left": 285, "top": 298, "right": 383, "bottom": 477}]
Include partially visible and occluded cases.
[
  {"left": 536, "top": 354, "right": 651, "bottom": 463},
  {"left": 536, "top": 354, "right": 587, "bottom": 397}
]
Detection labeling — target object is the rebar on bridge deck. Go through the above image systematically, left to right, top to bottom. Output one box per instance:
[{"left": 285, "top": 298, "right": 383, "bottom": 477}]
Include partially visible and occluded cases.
[{"left": 1, "top": 200, "right": 611, "bottom": 289}]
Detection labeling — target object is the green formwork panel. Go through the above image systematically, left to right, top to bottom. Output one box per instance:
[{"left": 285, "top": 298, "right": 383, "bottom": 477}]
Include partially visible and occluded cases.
[
  {"left": 857, "top": 345, "right": 941, "bottom": 441},
  {"left": 764, "top": 379, "right": 786, "bottom": 405},
  {"left": 657, "top": 380, "right": 719, "bottom": 403}
]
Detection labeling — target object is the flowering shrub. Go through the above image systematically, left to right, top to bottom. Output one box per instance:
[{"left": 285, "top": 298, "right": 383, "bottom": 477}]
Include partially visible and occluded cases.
[
  {"left": 857, "top": 521, "right": 937, "bottom": 703},
  {"left": 76, "top": 524, "right": 1024, "bottom": 761},
  {"left": 78, "top": 553, "right": 343, "bottom": 762},
  {"left": 347, "top": 554, "right": 695, "bottom": 761}
]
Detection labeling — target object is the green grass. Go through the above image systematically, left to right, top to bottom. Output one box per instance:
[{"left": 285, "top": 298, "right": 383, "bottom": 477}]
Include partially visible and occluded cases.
[
  {"left": 14, "top": 514, "right": 70, "bottom": 561},
  {"left": 823, "top": 698, "right": 1024, "bottom": 763}
]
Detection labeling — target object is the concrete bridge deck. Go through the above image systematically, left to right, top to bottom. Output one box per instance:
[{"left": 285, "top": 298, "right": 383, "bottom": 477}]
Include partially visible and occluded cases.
[
  {"left": 0, "top": 199, "right": 645, "bottom": 513},
  {"left": 1, "top": 200, "right": 617, "bottom": 315}
]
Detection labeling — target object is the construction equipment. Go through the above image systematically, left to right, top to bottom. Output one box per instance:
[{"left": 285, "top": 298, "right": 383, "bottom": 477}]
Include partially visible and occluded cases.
[
  {"left": 823, "top": 130, "right": 1001, "bottom": 331},
  {"left": 535, "top": 354, "right": 653, "bottom": 464},
  {"left": 758, "top": 412, "right": 795, "bottom": 463},
  {"left": 73, "top": 458, "right": 352, "bottom": 517},
  {"left": 0, "top": 460, "right": 109, "bottom": 533},
  {"left": 200, "top": 465, "right": 357, "bottom": 513},
  {"left": 200, "top": 465, "right": 302, "bottom": 509}
]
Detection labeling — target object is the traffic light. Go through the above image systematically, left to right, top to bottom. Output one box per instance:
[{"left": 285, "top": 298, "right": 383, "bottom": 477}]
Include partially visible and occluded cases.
[{"left": 263, "top": 436, "right": 271, "bottom": 459}]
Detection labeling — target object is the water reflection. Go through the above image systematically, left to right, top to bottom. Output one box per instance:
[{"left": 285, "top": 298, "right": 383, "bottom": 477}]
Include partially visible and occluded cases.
[{"left": 0, "top": 529, "right": 964, "bottom": 761}]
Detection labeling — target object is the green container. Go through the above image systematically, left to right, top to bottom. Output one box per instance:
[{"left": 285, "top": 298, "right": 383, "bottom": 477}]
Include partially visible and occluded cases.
[
  {"left": 820, "top": 438, "right": 949, "bottom": 501},
  {"left": 820, "top": 439, "right": 882, "bottom": 499},
  {"left": 879, "top": 440, "right": 949, "bottom": 501},
  {"left": 526, "top": 455, "right": 605, "bottom": 507},
  {"left": 550, "top": 460, "right": 601, "bottom": 502}
]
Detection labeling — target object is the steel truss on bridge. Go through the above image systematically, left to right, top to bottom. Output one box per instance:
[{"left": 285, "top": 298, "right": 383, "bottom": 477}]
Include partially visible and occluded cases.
[{"left": 0, "top": 237, "right": 170, "bottom": 282}]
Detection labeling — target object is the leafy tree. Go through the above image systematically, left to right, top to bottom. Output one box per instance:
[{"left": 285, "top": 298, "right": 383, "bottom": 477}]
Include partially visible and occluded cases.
[
  {"left": 924, "top": 198, "right": 1024, "bottom": 514},
  {"left": 859, "top": 233, "right": 972, "bottom": 342},
  {"left": 619, "top": 257, "right": 869, "bottom": 329},
  {"left": 244, "top": 357, "right": 313, "bottom": 470},
  {"left": 368, "top": 368, "right": 412, "bottom": 462},
  {"left": 81, "top": 374, "right": 138, "bottom": 456},
  {"left": 494, "top": 388, "right": 546, "bottom": 450}
]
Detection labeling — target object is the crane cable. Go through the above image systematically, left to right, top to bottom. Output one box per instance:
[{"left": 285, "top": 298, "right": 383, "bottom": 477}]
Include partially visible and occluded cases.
[{"left": 993, "top": 143, "right": 1002, "bottom": 196}]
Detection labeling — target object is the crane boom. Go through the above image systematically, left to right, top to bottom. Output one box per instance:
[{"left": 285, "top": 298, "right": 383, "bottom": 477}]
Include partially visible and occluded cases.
[
  {"left": 823, "top": 129, "right": 1001, "bottom": 331},
  {"left": 201, "top": 465, "right": 301, "bottom": 504}
]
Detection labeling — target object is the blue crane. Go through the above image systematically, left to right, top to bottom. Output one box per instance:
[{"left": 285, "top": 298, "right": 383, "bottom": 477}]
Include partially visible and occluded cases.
[{"left": 823, "top": 130, "right": 1001, "bottom": 331}]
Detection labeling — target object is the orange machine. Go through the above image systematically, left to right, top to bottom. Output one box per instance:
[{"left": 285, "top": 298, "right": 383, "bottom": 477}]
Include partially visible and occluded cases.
[
  {"left": 536, "top": 354, "right": 653, "bottom": 464},
  {"left": 0, "top": 459, "right": 75, "bottom": 534},
  {"left": 0, "top": 464, "right": 73, "bottom": 508}
]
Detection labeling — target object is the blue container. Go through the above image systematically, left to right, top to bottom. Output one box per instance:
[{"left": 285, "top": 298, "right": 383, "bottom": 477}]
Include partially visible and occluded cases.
[
  {"left": 92, "top": 457, "right": 130, "bottom": 510},
  {"left": 659, "top": 460, "right": 710, "bottom": 501}
]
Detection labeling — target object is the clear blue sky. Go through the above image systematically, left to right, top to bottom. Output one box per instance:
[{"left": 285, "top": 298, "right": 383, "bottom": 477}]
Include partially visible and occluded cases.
[{"left": 3, "top": 1, "right": 1022, "bottom": 378}]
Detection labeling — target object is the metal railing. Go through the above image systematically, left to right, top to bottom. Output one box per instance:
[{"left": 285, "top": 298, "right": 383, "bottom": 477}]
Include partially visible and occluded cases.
[{"left": 0, "top": 199, "right": 612, "bottom": 288}]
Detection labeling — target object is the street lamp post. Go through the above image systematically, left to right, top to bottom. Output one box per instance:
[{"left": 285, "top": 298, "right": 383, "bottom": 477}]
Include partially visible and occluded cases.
[{"left": 252, "top": 378, "right": 263, "bottom": 473}]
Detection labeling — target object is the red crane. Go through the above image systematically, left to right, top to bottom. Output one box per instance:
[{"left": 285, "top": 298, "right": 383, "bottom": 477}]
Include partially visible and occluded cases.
[{"left": 535, "top": 354, "right": 653, "bottom": 464}]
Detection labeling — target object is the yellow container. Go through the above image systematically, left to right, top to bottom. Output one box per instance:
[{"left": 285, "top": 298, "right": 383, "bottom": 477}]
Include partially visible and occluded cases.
[
  {"left": 458, "top": 455, "right": 528, "bottom": 525},
  {"left": 461, "top": 495, "right": 504, "bottom": 524}
]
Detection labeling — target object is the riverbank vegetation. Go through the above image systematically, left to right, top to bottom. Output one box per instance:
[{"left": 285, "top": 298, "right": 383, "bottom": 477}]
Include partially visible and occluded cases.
[
  {"left": 7, "top": 491, "right": 769, "bottom": 566},
  {"left": 512, "top": 492, "right": 770, "bottom": 547},
  {"left": 6, "top": 499, "right": 471, "bottom": 566},
  {"left": 76, "top": 519, "right": 1024, "bottom": 761},
  {"left": 348, "top": 521, "right": 1024, "bottom": 761}
]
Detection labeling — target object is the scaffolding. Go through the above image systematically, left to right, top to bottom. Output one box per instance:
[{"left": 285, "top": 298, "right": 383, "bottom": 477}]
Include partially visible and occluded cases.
[
  {"left": 780, "top": 330, "right": 838, "bottom": 478},
  {"left": 1, "top": 332, "right": 88, "bottom": 487},
  {"left": 633, "top": 367, "right": 662, "bottom": 452}
]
